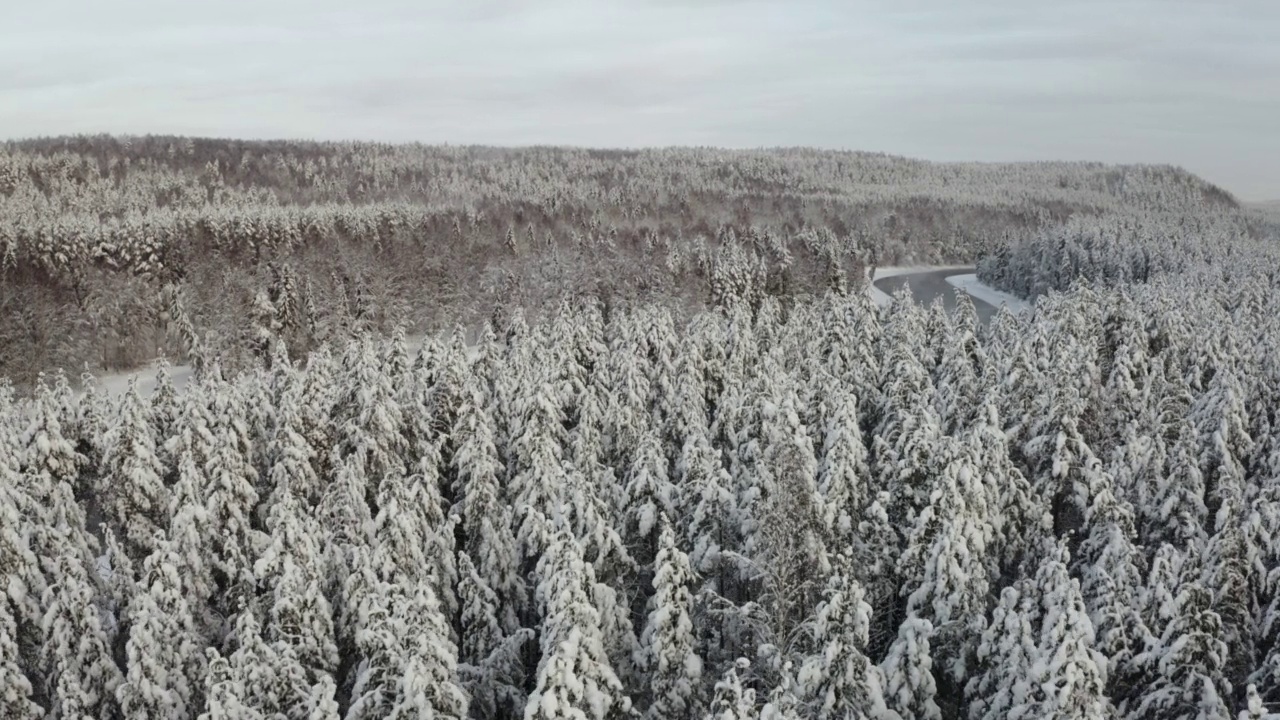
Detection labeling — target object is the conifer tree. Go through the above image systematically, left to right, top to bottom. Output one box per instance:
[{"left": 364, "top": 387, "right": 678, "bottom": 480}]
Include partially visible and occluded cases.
[
  {"left": 334, "top": 337, "right": 407, "bottom": 493},
  {"left": 264, "top": 374, "right": 323, "bottom": 512},
  {"left": 453, "top": 374, "right": 525, "bottom": 632},
  {"left": 21, "top": 376, "right": 88, "bottom": 498},
  {"left": 100, "top": 379, "right": 171, "bottom": 561},
  {"left": 816, "top": 384, "right": 871, "bottom": 549},
  {"left": 754, "top": 386, "right": 831, "bottom": 645},
  {"left": 203, "top": 424, "right": 264, "bottom": 615},
  {"left": 624, "top": 424, "right": 676, "bottom": 564},
  {"left": 679, "top": 424, "right": 739, "bottom": 586},
  {"left": 898, "top": 439, "right": 992, "bottom": 682},
  {"left": 1075, "top": 488, "right": 1151, "bottom": 703},
  {"left": 638, "top": 515, "right": 704, "bottom": 720},
  {"left": 525, "top": 524, "right": 632, "bottom": 720},
  {"left": 118, "top": 538, "right": 207, "bottom": 720},
  {"left": 1025, "top": 542, "right": 1111, "bottom": 720},
  {"left": 41, "top": 552, "right": 122, "bottom": 720},
  {"left": 457, "top": 553, "right": 532, "bottom": 719},
  {"left": 798, "top": 555, "right": 894, "bottom": 720},
  {"left": 1130, "top": 579, "right": 1232, "bottom": 720},
  {"left": 967, "top": 584, "right": 1039, "bottom": 720},
  {"left": 0, "top": 593, "right": 42, "bottom": 719},
  {"left": 879, "top": 617, "right": 938, "bottom": 720},
  {"left": 705, "top": 659, "right": 758, "bottom": 720}
]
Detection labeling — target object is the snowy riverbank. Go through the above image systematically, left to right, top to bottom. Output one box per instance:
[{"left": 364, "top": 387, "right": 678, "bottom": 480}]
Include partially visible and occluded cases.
[{"left": 945, "top": 273, "right": 1032, "bottom": 314}]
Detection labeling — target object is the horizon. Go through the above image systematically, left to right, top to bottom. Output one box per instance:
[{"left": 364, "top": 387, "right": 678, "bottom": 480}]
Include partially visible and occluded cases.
[{"left": 5, "top": 0, "right": 1277, "bottom": 201}]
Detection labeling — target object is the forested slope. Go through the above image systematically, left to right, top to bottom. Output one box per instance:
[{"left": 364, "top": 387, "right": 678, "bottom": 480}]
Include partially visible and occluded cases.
[
  {"left": 0, "top": 135, "right": 1237, "bottom": 384},
  {"left": 5, "top": 258, "right": 1280, "bottom": 718}
]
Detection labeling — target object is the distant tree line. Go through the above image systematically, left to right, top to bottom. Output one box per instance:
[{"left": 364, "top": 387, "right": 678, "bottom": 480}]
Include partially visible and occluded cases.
[{"left": 0, "top": 135, "right": 1240, "bottom": 384}]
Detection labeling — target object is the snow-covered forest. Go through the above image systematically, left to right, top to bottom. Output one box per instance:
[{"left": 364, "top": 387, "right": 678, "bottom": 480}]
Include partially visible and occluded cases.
[
  {"left": 4, "top": 134, "right": 1280, "bottom": 719},
  {"left": 0, "top": 135, "right": 1241, "bottom": 384},
  {"left": 6, "top": 248, "right": 1280, "bottom": 718}
]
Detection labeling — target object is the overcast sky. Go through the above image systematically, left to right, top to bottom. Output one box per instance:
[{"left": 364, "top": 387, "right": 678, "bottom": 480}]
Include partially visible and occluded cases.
[{"left": 3, "top": 0, "right": 1277, "bottom": 200}]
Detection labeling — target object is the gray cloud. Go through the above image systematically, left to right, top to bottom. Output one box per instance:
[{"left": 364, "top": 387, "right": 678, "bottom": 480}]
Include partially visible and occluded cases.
[{"left": 2, "top": 0, "right": 1277, "bottom": 199}]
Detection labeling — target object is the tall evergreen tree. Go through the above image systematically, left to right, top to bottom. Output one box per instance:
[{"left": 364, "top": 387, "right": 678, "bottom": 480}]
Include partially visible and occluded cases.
[
  {"left": 100, "top": 379, "right": 171, "bottom": 561},
  {"left": 638, "top": 516, "right": 704, "bottom": 720},
  {"left": 525, "top": 524, "right": 632, "bottom": 720},
  {"left": 798, "top": 556, "right": 895, "bottom": 720},
  {"left": 879, "top": 618, "right": 938, "bottom": 720}
]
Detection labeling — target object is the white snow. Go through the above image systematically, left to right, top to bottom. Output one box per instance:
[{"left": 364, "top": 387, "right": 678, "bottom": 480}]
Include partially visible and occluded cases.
[
  {"left": 944, "top": 274, "right": 1032, "bottom": 314},
  {"left": 95, "top": 362, "right": 197, "bottom": 399}
]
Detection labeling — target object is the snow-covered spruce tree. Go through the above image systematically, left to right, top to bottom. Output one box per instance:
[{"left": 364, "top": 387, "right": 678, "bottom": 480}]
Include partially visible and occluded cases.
[
  {"left": 814, "top": 291, "right": 880, "bottom": 426},
  {"left": 933, "top": 291, "right": 986, "bottom": 434},
  {"left": 871, "top": 296, "right": 942, "bottom": 533},
  {"left": 602, "top": 316, "right": 652, "bottom": 470},
  {"left": 333, "top": 336, "right": 407, "bottom": 502},
  {"left": 660, "top": 336, "right": 711, "bottom": 470},
  {"left": 297, "top": 347, "right": 338, "bottom": 482},
  {"left": 150, "top": 360, "right": 181, "bottom": 461},
  {"left": 571, "top": 364, "right": 628, "bottom": 521},
  {"left": 1193, "top": 367, "right": 1253, "bottom": 528},
  {"left": 54, "top": 370, "right": 101, "bottom": 494},
  {"left": 453, "top": 371, "right": 525, "bottom": 633},
  {"left": 508, "top": 371, "right": 573, "bottom": 561},
  {"left": 263, "top": 372, "right": 323, "bottom": 513},
  {"left": 21, "top": 375, "right": 88, "bottom": 500},
  {"left": 1021, "top": 376, "right": 1110, "bottom": 541},
  {"left": 100, "top": 378, "right": 172, "bottom": 561},
  {"left": 166, "top": 383, "right": 219, "bottom": 489},
  {"left": 815, "top": 383, "right": 871, "bottom": 551},
  {"left": 752, "top": 384, "right": 832, "bottom": 657},
  {"left": 965, "top": 399, "right": 1048, "bottom": 578},
  {"left": 678, "top": 418, "right": 739, "bottom": 588},
  {"left": 1146, "top": 422, "right": 1210, "bottom": 552},
  {"left": 623, "top": 423, "right": 676, "bottom": 567},
  {"left": 203, "top": 424, "right": 265, "bottom": 618},
  {"left": 897, "top": 437, "right": 992, "bottom": 685},
  {"left": 561, "top": 438, "right": 635, "bottom": 582},
  {"left": 317, "top": 451, "right": 375, "bottom": 620},
  {"left": 371, "top": 454, "right": 457, "bottom": 617},
  {"left": 0, "top": 460, "right": 46, "bottom": 671},
  {"left": 253, "top": 483, "right": 339, "bottom": 690},
  {"left": 1074, "top": 486, "right": 1152, "bottom": 705},
  {"left": 857, "top": 493, "right": 903, "bottom": 657},
  {"left": 1200, "top": 497, "right": 1258, "bottom": 691},
  {"left": 637, "top": 515, "right": 704, "bottom": 720},
  {"left": 525, "top": 522, "right": 632, "bottom": 720},
  {"left": 101, "top": 527, "right": 138, "bottom": 663},
  {"left": 117, "top": 536, "right": 208, "bottom": 720},
  {"left": 345, "top": 538, "right": 471, "bottom": 717},
  {"left": 1023, "top": 541, "right": 1112, "bottom": 720},
  {"left": 1138, "top": 542, "right": 1186, "bottom": 641},
  {"left": 40, "top": 552, "right": 123, "bottom": 720},
  {"left": 457, "top": 552, "right": 533, "bottom": 720},
  {"left": 264, "top": 553, "right": 339, "bottom": 692},
  {"left": 797, "top": 555, "right": 895, "bottom": 720},
  {"left": 591, "top": 566, "right": 644, "bottom": 702},
  {"left": 1129, "top": 578, "right": 1233, "bottom": 720},
  {"left": 370, "top": 579, "right": 469, "bottom": 720},
  {"left": 966, "top": 584, "right": 1040, "bottom": 720},
  {"left": 0, "top": 591, "right": 42, "bottom": 719},
  {"left": 200, "top": 608, "right": 332, "bottom": 720},
  {"left": 879, "top": 617, "right": 939, "bottom": 720},
  {"left": 705, "top": 658, "right": 758, "bottom": 720}
]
